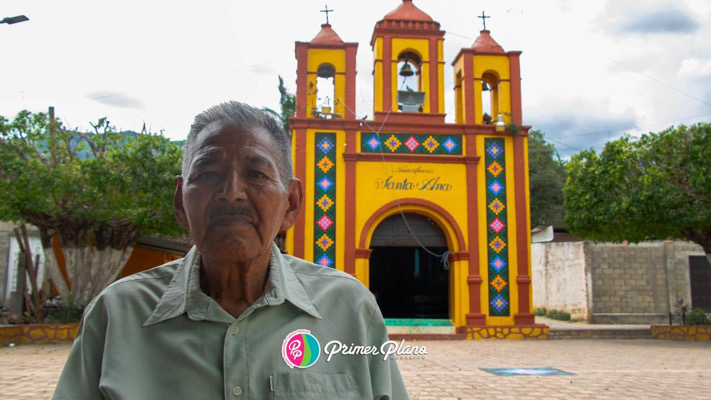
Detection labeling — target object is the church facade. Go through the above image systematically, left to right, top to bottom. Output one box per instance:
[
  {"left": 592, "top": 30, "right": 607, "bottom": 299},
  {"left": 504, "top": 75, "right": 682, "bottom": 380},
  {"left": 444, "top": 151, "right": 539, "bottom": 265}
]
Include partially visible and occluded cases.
[{"left": 286, "top": 0, "right": 546, "bottom": 339}]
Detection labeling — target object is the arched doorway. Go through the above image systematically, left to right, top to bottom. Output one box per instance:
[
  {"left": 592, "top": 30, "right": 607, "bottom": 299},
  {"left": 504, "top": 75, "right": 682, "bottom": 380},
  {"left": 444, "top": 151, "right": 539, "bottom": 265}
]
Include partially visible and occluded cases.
[{"left": 369, "top": 213, "right": 449, "bottom": 319}]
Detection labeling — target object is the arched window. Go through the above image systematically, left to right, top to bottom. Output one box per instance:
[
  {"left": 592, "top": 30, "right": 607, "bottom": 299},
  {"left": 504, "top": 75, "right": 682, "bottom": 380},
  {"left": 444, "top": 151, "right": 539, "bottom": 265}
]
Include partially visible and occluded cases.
[
  {"left": 397, "top": 51, "right": 425, "bottom": 112},
  {"left": 316, "top": 64, "right": 336, "bottom": 117},
  {"left": 480, "top": 72, "right": 499, "bottom": 124}
]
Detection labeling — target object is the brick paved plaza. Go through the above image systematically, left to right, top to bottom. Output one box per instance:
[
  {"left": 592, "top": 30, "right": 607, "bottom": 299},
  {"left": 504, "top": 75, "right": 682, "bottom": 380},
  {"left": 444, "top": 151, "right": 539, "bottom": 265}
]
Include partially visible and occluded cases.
[{"left": 1, "top": 340, "right": 710, "bottom": 399}]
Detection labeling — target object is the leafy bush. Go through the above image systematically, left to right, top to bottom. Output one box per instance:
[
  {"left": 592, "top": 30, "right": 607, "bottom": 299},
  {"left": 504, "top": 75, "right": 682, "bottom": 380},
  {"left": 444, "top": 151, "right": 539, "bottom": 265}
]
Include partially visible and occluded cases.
[
  {"left": 45, "top": 296, "right": 84, "bottom": 324},
  {"left": 534, "top": 307, "right": 547, "bottom": 316},
  {"left": 686, "top": 308, "right": 710, "bottom": 326},
  {"left": 546, "top": 309, "right": 571, "bottom": 321}
]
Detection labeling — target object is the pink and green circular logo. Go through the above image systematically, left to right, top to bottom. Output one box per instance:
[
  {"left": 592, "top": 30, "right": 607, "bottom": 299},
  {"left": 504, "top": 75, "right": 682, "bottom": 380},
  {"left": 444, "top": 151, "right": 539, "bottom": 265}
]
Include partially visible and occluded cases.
[{"left": 282, "top": 329, "right": 320, "bottom": 369}]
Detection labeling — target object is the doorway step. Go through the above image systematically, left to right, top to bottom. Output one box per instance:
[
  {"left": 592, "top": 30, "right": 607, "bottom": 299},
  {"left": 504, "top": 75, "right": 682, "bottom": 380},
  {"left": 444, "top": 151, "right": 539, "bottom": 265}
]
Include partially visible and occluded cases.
[{"left": 385, "top": 319, "right": 466, "bottom": 340}]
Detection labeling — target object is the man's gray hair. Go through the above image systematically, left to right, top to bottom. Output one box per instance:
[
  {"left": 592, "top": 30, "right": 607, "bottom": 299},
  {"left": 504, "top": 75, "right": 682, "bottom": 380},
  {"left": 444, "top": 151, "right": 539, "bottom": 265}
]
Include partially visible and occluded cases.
[{"left": 182, "top": 101, "right": 293, "bottom": 186}]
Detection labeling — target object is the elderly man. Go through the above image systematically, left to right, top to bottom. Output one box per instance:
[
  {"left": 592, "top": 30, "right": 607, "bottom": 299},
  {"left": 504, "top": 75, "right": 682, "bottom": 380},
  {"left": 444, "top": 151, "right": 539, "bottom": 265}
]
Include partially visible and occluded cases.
[{"left": 54, "top": 102, "right": 409, "bottom": 399}]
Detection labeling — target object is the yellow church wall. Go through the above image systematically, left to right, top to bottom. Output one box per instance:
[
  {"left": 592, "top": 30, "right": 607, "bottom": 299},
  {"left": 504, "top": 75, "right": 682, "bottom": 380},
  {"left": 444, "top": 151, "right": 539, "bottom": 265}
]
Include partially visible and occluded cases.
[
  {"left": 373, "top": 37, "right": 384, "bottom": 112},
  {"left": 438, "top": 40, "right": 445, "bottom": 113},
  {"left": 473, "top": 56, "right": 511, "bottom": 80},
  {"left": 452, "top": 58, "right": 465, "bottom": 123},
  {"left": 477, "top": 135, "right": 518, "bottom": 326},
  {"left": 354, "top": 159, "right": 469, "bottom": 250},
  {"left": 451, "top": 258, "right": 469, "bottom": 327}
]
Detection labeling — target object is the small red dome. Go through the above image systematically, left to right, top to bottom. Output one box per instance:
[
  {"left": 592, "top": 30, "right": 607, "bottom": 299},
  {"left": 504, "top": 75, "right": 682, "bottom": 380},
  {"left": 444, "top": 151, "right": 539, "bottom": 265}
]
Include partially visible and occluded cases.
[
  {"left": 383, "top": 0, "right": 433, "bottom": 22},
  {"left": 311, "top": 23, "right": 345, "bottom": 46},
  {"left": 472, "top": 30, "right": 505, "bottom": 53}
]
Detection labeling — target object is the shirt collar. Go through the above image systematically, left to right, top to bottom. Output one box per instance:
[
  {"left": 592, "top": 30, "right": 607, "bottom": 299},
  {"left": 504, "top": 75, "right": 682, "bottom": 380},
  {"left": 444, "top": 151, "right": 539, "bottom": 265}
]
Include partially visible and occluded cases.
[{"left": 144, "top": 243, "right": 322, "bottom": 327}]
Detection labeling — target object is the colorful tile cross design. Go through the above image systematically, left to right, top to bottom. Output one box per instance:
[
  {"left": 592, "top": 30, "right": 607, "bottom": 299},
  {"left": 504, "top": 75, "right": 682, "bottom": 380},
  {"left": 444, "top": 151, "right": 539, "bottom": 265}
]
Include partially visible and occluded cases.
[
  {"left": 314, "top": 132, "right": 336, "bottom": 268},
  {"left": 360, "top": 133, "right": 462, "bottom": 155},
  {"left": 485, "top": 138, "right": 510, "bottom": 316}
]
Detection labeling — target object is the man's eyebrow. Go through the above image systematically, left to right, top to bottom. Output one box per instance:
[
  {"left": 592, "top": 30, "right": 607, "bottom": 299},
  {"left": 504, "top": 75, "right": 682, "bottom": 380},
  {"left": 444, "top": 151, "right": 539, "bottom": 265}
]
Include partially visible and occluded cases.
[
  {"left": 191, "top": 153, "right": 220, "bottom": 169},
  {"left": 246, "top": 155, "right": 276, "bottom": 169}
]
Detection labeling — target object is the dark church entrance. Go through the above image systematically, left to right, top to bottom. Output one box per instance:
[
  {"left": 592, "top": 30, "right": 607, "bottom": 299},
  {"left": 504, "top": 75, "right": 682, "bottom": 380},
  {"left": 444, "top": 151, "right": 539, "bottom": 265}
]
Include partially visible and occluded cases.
[{"left": 369, "top": 213, "right": 449, "bottom": 319}]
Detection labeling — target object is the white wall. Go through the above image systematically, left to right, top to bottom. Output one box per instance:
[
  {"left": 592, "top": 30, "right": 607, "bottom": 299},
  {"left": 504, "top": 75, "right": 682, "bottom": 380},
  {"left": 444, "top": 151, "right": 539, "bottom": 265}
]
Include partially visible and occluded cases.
[{"left": 532, "top": 242, "right": 589, "bottom": 320}]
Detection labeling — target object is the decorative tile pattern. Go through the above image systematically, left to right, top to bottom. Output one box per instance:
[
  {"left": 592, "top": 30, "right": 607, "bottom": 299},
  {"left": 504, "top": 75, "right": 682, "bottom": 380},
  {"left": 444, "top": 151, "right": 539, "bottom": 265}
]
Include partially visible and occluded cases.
[
  {"left": 314, "top": 132, "right": 336, "bottom": 268},
  {"left": 360, "top": 133, "right": 463, "bottom": 155},
  {"left": 384, "top": 135, "right": 402, "bottom": 152},
  {"left": 366, "top": 136, "right": 381, "bottom": 151},
  {"left": 404, "top": 136, "right": 420, "bottom": 152},
  {"left": 422, "top": 136, "right": 439, "bottom": 153},
  {"left": 485, "top": 138, "right": 510, "bottom": 317},
  {"left": 316, "top": 156, "right": 334, "bottom": 173},
  {"left": 317, "top": 177, "right": 333, "bottom": 192},
  {"left": 488, "top": 180, "right": 503, "bottom": 196},
  {"left": 316, "top": 215, "right": 334, "bottom": 231},
  {"left": 489, "top": 218, "right": 505, "bottom": 234},
  {"left": 490, "top": 256, "right": 506, "bottom": 273}
]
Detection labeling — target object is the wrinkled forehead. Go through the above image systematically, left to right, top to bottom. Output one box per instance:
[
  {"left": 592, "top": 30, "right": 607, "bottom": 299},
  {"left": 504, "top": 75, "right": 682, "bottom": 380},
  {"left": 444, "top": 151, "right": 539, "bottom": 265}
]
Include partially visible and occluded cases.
[{"left": 189, "top": 123, "right": 279, "bottom": 166}]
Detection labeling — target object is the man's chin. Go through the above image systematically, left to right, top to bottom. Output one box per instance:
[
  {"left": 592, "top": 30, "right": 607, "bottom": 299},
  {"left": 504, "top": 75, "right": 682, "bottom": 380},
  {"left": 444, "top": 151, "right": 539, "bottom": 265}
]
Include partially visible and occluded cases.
[{"left": 197, "top": 235, "right": 269, "bottom": 262}]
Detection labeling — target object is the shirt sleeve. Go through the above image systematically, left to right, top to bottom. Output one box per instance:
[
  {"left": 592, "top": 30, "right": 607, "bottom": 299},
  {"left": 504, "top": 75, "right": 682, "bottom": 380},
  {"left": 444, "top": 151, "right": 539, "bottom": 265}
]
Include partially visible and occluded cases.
[
  {"left": 53, "top": 300, "right": 106, "bottom": 400},
  {"left": 366, "top": 304, "right": 410, "bottom": 400}
]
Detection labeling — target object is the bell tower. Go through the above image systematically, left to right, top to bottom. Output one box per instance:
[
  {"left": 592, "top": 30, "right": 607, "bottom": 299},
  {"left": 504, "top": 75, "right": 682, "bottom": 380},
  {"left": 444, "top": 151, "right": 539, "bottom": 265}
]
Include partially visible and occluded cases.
[
  {"left": 371, "top": 0, "right": 445, "bottom": 122},
  {"left": 295, "top": 21, "right": 358, "bottom": 119},
  {"left": 452, "top": 27, "right": 522, "bottom": 127}
]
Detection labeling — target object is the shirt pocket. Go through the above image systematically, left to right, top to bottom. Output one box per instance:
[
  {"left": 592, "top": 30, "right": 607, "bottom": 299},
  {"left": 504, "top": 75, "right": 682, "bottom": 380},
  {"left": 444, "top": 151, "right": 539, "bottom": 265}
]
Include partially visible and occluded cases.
[{"left": 271, "top": 372, "right": 357, "bottom": 400}]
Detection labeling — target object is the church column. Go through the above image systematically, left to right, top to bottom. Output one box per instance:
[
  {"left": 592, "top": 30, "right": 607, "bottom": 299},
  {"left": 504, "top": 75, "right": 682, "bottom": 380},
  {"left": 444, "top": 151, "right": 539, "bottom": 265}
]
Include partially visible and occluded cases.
[
  {"left": 382, "top": 37, "right": 393, "bottom": 113},
  {"left": 428, "top": 38, "right": 439, "bottom": 114},
  {"left": 295, "top": 44, "right": 308, "bottom": 118},
  {"left": 345, "top": 44, "right": 358, "bottom": 119},
  {"left": 508, "top": 51, "right": 523, "bottom": 125},
  {"left": 462, "top": 55, "right": 476, "bottom": 125},
  {"left": 292, "top": 126, "right": 307, "bottom": 259},
  {"left": 343, "top": 127, "right": 358, "bottom": 276},
  {"left": 465, "top": 131, "right": 485, "bottom": 326},
  {"left": 513, "top": 134, "right": 534, "bottom": 325}
]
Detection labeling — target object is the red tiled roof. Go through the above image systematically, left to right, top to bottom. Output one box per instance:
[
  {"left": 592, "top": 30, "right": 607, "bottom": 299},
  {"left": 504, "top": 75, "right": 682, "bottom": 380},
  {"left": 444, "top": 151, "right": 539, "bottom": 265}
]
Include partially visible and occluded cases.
[
  {"left": 383, "top": 0, "right": 433, "bottom": 22},
  {"left": 311, "top": 23, "right": 345, "bottom": 46},
  {"left": 472, "top": 30, "right": 505, "bottom": 53}
]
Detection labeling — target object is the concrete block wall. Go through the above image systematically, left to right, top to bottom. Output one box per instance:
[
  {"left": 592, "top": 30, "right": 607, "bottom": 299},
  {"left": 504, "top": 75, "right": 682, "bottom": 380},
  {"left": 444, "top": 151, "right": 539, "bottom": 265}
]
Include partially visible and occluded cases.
[
  {"left": 532, "top": 240, "right": 704, "bottom": 324},
  {"left": 587, "top": 242, "right": 669, "bottom": 324}
]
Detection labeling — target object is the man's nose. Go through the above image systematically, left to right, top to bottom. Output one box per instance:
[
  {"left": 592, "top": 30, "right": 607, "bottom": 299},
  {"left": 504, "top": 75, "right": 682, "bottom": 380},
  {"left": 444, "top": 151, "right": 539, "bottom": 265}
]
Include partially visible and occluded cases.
[{"left": 217, "top": 170, "right": 247, "bottom": 201}]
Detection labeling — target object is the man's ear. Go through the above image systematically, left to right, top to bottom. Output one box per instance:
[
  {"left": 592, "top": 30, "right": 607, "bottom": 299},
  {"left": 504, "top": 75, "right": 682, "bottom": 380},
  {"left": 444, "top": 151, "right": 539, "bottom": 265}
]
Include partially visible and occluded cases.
[
  {"left": 174, "top": 176, "right": 190, "bottom": 229},
  {"left": 281, "top": 178, "right": 303, "bottom": 231}
]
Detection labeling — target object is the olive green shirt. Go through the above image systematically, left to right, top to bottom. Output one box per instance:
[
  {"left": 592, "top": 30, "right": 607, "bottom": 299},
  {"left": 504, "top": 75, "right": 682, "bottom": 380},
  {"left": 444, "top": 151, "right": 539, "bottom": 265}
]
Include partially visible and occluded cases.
[{"left": 54, "top": 244, "right": 409, "bottom": 399}]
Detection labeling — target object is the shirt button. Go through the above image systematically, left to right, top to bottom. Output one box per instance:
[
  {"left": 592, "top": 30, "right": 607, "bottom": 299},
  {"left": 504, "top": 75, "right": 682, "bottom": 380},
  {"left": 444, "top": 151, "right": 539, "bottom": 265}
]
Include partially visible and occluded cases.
[
  {"left": 230, "top": 325, "right": 239, "bottom": 336},
  {"left": 232, "top": 386, "right": 242, "bottom": 397}
]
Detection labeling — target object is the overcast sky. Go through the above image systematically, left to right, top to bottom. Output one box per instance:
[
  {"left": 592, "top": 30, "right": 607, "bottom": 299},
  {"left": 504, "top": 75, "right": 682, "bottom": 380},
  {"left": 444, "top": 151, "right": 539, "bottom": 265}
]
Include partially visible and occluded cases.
[{"left": 2, "top": 0, "right": 710, "bottom": 157}]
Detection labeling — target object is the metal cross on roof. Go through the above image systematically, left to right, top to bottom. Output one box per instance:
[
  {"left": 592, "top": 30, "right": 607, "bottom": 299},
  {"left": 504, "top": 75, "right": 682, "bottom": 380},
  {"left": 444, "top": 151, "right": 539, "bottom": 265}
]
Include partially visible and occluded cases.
[
  {"left": 321, "top": 4, "right": 334, "bottom": 24},
  {"left": 478, "top": 10, "right": 490, "bottom": 31}
]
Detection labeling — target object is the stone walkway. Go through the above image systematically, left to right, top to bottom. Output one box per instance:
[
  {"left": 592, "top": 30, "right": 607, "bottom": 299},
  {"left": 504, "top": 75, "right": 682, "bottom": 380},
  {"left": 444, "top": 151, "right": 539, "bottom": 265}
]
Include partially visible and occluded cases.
[{"left": 1, "top": 340, "right": 710, "bottom": 399}]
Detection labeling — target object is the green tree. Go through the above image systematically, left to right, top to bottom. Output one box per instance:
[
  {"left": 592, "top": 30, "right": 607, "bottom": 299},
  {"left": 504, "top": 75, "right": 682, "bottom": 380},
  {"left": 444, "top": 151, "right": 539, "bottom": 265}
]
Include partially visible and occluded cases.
[
  {"left": 262, "top": 75, "right": 296, "bottom": 133},
  {"left": 0, "top": 110, "right": 184, "bottom": 306},
  {"left": 564, "top": 123, "right": 711, "bottom": 263},
  {"left": 528, "top": 130, "right": 566, "bottom": 227}
]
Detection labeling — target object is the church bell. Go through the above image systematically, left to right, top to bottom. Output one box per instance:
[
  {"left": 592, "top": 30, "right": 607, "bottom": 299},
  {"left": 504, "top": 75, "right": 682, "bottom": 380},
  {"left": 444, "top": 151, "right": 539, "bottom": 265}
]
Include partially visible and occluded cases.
[{"left": 399, "top": 62, "right": 415, "bottom": 77}]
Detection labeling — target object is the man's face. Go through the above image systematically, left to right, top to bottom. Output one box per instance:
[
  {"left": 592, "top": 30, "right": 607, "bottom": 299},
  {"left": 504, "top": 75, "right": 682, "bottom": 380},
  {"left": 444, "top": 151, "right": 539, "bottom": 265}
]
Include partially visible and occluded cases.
[{"left": 174, "top": 123, "right": 301, "bottom": 264}]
